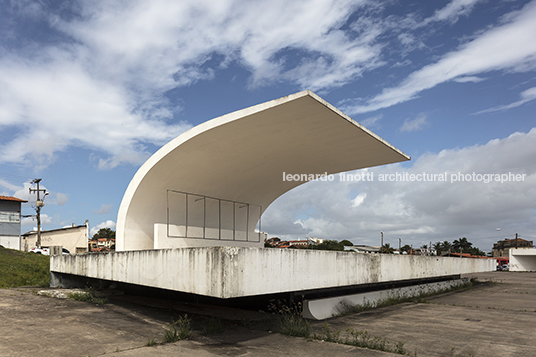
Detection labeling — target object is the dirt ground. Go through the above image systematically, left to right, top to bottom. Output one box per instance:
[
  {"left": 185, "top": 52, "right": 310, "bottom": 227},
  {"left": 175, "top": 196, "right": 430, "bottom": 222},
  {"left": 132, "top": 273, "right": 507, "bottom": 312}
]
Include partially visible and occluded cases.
[{"left": 0, "top": 271, "right": 534, "bottom": 357}]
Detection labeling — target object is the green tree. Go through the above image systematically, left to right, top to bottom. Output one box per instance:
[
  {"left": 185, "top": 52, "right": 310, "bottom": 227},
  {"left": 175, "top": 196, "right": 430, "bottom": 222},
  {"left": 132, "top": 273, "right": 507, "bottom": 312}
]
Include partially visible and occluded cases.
[
  {"left": 93, "top": 228, "right": 115, "bottom": 240},
  {"left": 452, "top": 237, "right": 472, "bottom": 252},
  {"left": 340, "top": 239, "right": 353, "bottom": 246},
  {"left": 312, "top": 240, "right": 345, "bottom": 251},
  {"left": 441, "top": 241, "right": 452, "bottom": 254},
  {"left": 433, "top": 242, "right": 442, "bottom": 255},
  {"left": 381, "top": 243, "right": 394, "bottom": 254},
  {"left": 400, "top": 244, "right": 412, "bottom": 253},
  {"left": 468, "top": 247, "right": 486, "bottom": 257}
]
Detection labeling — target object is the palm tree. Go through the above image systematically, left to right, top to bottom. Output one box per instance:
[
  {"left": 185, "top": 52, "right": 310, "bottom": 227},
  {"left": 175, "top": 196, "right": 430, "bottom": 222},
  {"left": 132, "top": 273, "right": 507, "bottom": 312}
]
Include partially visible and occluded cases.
[
  {"left": 453, "top": 237, "right": 472, "bottom": 252},
  {"left": 441, "top": 241, "right": 452, "bottom": 255},
  {"left": 433, "top": 242, "right": 442, "bottom": 255},
  {"left": 381, "top": 243, "right": 394, "bottom": 254}
]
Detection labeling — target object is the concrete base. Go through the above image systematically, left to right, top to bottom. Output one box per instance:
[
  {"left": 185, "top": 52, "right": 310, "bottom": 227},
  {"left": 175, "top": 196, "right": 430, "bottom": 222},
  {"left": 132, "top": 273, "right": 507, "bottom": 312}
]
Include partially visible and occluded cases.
[
  {"left": 50, "top": 247, "right": 494, "bottom": 299},
  {"left": 303, "top": 278, "right": 469, "bottom": 320}
]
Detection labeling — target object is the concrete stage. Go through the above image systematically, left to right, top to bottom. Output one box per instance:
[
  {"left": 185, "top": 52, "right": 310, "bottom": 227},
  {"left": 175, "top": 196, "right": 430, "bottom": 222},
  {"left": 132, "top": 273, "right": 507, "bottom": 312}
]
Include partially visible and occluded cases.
[{"left": 50, "top": 247, "right": 495, "bottom": 301}]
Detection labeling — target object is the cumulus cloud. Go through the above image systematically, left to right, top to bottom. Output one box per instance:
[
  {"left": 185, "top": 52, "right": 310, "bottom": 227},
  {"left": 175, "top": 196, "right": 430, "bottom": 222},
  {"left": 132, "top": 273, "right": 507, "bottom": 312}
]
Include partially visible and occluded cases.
[
  {"left": 0, "top": 0, "right": 392, "bottom": 169},
  {"left": 345, "top": 0, "right": 536, "bottom": 114},
  {"left": 263, "top": 128, "right": 536, "bottom": 250},
  {"left": 55, "top": 193, "right": 69, "bottom": 206},
  {"left": 21, "top": 213, "right": 52, "bottom": 227},
  {"left": 90, "top": 220, "right": 116, "bottom": 237}
]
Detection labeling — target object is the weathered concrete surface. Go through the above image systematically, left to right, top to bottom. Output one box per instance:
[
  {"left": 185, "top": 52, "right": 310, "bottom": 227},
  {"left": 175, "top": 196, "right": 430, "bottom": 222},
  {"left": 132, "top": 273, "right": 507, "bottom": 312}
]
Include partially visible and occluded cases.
[
  {"left": 50, "top": 247, "right": 495, "bottom": 298},
  {"left": 1, "top": 272, "right": 534, "bottom": 357},
  {"left": 321, "top": 272, "right": 536, "bottom": 357},
  {"left": 0, "top": 287, "right": 392, "bottom": 357}
]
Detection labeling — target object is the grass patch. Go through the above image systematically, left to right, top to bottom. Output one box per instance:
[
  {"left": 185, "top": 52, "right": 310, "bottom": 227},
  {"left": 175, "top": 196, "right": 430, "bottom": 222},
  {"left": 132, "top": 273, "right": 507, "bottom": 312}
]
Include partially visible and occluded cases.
[
  {"left": 0, "top": 246, "right": 50, "bottom": 288},
  {"left": 67, "top": 291, "right": 108, "bottom": 305},
  {"left": 268, "top": 300, "right": 311, "bottom": 338},
  {"left": 162, "top": 315, "right": 191, "bottom": 343},
  {"left": 313, "top": 323, "right": 408, "bottom": 355},
  {"left": 146, "top": 338, "right": 158, "bottom": 346}
]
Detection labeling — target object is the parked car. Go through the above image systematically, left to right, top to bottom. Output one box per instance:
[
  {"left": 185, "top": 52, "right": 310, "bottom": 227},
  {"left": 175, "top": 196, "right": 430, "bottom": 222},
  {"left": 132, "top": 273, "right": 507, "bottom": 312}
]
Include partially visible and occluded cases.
[
  {"left": 29, "top": 247, "right": 49, "bottom": 255},
  {"left": 30, "top": 247, "right": 71, "bottom": 255},
  {"left": 497, "top": 264, "right": 509, "bottom": 271}
]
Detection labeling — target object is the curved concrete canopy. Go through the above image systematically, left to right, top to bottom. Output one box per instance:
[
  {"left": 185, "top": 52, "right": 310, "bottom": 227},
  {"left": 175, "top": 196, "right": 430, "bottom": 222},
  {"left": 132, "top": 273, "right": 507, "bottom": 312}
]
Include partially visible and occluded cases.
[{"left": 116, "top": 90, "right": 410, "bottom": 251}]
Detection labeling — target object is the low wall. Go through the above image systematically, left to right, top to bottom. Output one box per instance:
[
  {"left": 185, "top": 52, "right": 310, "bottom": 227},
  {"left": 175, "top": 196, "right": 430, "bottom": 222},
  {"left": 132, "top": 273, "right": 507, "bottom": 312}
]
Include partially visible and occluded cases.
[{"left": 50, "top": 247, "right": 495, "bottom": 299}]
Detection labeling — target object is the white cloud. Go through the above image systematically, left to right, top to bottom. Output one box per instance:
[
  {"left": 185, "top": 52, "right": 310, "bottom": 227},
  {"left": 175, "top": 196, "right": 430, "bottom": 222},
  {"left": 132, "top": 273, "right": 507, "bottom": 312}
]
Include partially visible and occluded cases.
[
  {"left": 0, "top": 0, "right": 390, "bottom": 169},
  {"left": 345, "top": 0, "right": 536, "bottom": 114},
  {"left": 424, "top": 0, "right": 482, "bottom": 24},
  {"left": 0, "top": 56, "right": 191, "bottom": 169},
  {"left": 453, "top": 76, "right": 485, "bottom": 83},
  {"left": 474, "top": 86, "right": 536, "bottom": 114},
  {"left": 400, "top": 113, "right": 428, "bottom": 132},
  {"left": 360, "top": 114, "right": 382, "bottom": 129},
  {"left": 263, "top": 128, "right": 536, "bottom": 250},
  {"left": 352, "top": 192, "right": 367, "bottom": 207},
  {"left": 55, "top": 193, "right": 69, "bottom": 206},
  {"left": 93, "top": 203, "right": 113, "bottom": 215},
  {"left": 21, "top": 213, "right": 52, "bottom": 227},
  {"left": 90, "top": 220, "right": 116, "bottom": 237}
]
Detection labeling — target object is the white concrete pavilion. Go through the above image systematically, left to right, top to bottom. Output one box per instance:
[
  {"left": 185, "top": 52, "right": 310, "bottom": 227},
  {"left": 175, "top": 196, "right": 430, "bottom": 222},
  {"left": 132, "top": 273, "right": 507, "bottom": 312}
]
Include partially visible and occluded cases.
[
  {"left": 116, "top": 90, "right": 410, "bottom": 251},
  {"left": 51, "top": 91, "right": 495, "bottom": 315}
]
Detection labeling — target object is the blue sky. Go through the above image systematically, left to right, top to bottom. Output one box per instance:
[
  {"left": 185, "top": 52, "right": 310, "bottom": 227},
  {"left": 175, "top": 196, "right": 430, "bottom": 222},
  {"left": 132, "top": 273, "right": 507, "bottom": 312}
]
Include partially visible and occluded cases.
[{"left": 1, "top": 0, "right": 535, "bottom": 251}]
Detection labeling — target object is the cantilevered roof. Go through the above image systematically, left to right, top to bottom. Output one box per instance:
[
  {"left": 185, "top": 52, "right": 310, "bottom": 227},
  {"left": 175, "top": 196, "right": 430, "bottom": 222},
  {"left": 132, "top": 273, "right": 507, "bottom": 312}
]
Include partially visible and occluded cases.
[{"left": 116, "top": 90, "right": 410, "bottom": 251}]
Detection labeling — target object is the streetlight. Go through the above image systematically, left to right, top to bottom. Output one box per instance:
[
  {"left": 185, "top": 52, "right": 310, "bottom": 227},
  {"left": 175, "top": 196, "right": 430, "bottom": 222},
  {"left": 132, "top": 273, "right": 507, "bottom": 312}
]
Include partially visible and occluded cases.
[{"left": 380, "top": 231, "right": 384, "bottom": 253}]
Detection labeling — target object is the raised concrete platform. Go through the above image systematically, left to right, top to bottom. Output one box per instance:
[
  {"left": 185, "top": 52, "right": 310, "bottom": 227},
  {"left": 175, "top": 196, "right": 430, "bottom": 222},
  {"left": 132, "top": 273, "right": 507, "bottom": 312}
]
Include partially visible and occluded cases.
[{"left": 50, "top": 247, "right": 495, "bottom": 299}]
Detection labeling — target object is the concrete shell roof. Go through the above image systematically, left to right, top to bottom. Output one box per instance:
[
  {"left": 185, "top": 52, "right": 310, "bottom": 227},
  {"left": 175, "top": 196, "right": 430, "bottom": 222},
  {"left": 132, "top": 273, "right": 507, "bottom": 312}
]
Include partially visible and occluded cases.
[{"left": 116, "top": 90, "right": 410, "bottom": 250}]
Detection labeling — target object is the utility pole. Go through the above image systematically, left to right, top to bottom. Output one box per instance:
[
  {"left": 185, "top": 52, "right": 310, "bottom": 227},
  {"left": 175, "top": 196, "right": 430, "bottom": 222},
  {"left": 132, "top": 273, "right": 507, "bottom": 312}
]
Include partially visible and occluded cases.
[
  {"left": 29, "top": 179, "right": 47, "bottom": 249},
  {"left": 380, "top": 231, "right": 384, "bottom": 253},
  {"left": 515, "top": 233, "right": 518, "bottom": 249},
  {"left": 399, "top": 237, "right": 401, "bottom": 251}
]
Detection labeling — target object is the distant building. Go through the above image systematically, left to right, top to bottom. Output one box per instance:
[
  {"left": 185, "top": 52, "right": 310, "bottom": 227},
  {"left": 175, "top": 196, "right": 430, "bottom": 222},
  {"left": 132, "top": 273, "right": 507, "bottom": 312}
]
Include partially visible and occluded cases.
[
  {"left": 0, "top": 196, "right": 27, "bottom": 250},
  {"left": 22, "top": 221, "right": 90, "bottom": 254},
  {"left": 88, "top": 237, "right": 116, "bottom": 252},
  {"left": 308, "top": 237, "right": 324, "bottom": 245},
  {"left": 493, "top": 238, "right": 533, "bottom": 257},
  {"left": 288, "top": 239, "right": 309, "bottom": 248}
]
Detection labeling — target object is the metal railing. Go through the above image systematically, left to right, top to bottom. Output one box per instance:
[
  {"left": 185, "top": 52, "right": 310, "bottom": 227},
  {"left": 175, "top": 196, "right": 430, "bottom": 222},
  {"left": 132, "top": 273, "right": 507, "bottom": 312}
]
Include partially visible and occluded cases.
[{"left": 166, "top": 190, "right": 262, "bottom": 242}]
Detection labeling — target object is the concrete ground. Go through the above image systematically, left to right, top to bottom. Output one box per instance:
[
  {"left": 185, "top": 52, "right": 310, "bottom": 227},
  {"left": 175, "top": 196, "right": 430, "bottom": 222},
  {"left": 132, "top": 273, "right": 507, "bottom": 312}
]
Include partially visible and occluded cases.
[{"left": 0, "top": 271, "right": 534, "bottom": 357}]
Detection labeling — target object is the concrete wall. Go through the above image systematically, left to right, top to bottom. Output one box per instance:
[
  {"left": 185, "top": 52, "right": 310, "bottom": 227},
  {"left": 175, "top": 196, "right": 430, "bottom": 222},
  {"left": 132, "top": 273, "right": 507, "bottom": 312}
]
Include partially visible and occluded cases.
[
  {"left": 0, "top": 235, "right": 20, "bottom": 250},
  {"left": 50, "top": 247, "right": 495, "bottom": 299},
  {"left": 509, "top": 249, "right": 536, "bottom": 271}
]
